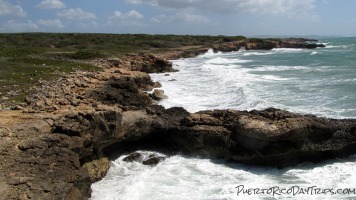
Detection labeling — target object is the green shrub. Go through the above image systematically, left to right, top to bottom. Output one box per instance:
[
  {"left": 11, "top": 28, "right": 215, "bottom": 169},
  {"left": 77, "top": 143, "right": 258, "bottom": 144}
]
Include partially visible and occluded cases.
[
  {"left": 0, "top": 48, "right": 38, "bottom": 58},
  {"left": 69, "top": 50, "right": 105, "bottom": 59}
]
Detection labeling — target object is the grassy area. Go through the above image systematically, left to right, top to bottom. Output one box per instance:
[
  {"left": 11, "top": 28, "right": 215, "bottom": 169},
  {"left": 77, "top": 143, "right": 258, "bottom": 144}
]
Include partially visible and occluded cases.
[
  {"left": 0, "top": 33, "right": 246, "bottom": 105},
  {"left": 0, "top": 33, "right": 245, "bottom": 54},
  {"left": 0, "top": 47, "right": 100, "bottom": 104}
]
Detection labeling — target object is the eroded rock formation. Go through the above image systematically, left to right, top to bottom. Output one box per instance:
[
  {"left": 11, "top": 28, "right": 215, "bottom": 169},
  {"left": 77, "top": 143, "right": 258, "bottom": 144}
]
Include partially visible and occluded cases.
[
  {"left": 0, "top": 38, "right": 345, "bottom": 200},
  {"left": 163, "top": 38, "right": 325, "bottom": 59}
]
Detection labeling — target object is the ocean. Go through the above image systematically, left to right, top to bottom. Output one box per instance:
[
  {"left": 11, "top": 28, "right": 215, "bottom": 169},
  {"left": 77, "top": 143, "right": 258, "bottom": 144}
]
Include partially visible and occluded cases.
[{"left": 91, "top": 37, "right": 356, "bottom": 199}]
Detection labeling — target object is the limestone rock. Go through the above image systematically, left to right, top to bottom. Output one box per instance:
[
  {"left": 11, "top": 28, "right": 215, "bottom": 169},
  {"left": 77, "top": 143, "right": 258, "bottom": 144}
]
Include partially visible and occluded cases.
[
  {"left": 0, "top": 40, "right": 344, "bottom": 200},
  {"left": 122, "top": 53, "right": 177, "bottom": 73},
  {"left": 151, "top": 89, "right": 167, "bottom": 101},
  {"left": 123, "top": 152, "right": 166, "bottom": 165},
  {"left": 123, "top": 152, "right": 143, "bottom": 162},
  {"left": 142, "top": 155, "right": 165, "bottom": 165},
  {"left": 83, "top": 157, "right": 110, "bottom": 182}
]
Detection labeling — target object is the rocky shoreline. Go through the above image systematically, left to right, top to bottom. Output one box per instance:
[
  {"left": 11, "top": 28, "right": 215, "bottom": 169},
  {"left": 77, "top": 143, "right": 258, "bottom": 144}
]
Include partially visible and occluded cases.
[{"left": 1, "top": 38, "right": 355, "bottom": 200}]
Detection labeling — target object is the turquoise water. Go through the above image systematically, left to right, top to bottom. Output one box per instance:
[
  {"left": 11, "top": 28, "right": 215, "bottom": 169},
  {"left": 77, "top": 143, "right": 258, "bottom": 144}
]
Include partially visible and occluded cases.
[{"left": 91, "top": 38, "right": 356, "bottom": 199}]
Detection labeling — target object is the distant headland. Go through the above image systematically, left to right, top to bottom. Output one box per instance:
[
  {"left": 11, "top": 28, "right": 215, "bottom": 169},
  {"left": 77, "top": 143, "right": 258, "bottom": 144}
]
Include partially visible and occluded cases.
[{"left": 1, "top": 33, "right": 354, "bottom": 200}]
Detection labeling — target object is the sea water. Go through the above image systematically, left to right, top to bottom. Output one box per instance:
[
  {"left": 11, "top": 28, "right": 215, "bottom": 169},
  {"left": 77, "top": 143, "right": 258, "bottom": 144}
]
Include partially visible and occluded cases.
[{"left": 91, "top": 38, "right": 356, "bottom": 199}]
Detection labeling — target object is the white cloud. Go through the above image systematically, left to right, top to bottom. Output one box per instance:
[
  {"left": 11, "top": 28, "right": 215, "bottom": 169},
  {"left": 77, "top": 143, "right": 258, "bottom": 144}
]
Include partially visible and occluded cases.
[
  {"left": 0, "top": 0, "right": 26, "bottom": 17},
  {"left": 37, "top": 0, "right": 65, "bottom": 9},
  {"left": 126, "top": 0, "right": 318, "bottom": 19},
  {"left": 127, "top": 0, "right": 192, "bottom": 8},
  {"left": 57, "top": 8, "right": 96, "bottom": 20},
  {"left": 108, "top": 9, "right": 146, "bottom": 29},
  {"left": 111, "top": 10, "right": 144, "bottom": 20},
  {"left": 151, "top": 12, "right": 209, "bottom": 24},
  {"left": 173, "top": 12, "right": 209, "bottom": 23},
  {"left": 150, "top": 14, "right": 165, "bottom": 23},
  {"left": 1, "top": 19, "right": 66, "bottom": 32},
  {"left": 36, "top": 19, "right": 65, "bottom": 29},
  {"left": 2, "top": 20, "right": 38, "bottom": 32},
  {"left": 79, "top": 20, "right": 98, "bottom": 29}
]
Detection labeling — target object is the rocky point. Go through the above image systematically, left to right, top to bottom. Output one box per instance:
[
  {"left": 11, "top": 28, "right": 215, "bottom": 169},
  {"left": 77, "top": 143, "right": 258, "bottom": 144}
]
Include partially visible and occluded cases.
[{"left": 1, "top": 39, "right": 354, "bottom": 200}]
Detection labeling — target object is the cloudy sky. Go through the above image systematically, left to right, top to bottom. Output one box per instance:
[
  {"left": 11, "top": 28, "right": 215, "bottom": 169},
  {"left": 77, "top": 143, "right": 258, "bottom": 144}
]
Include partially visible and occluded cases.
[{"left": 1, "top": 0, "right": 355, "bottom": 36}]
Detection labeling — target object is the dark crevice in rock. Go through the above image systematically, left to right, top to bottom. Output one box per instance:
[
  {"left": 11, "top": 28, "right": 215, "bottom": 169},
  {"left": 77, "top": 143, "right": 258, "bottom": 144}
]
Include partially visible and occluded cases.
[
  {"left": 0, "top": 38, "right": 346, "bottom": 200},
  {"left": 53, "top": 125, "right": 82, "bottom": 137},
  {"left": 102, "top": 131, "right": 180, "bottom": 161}
]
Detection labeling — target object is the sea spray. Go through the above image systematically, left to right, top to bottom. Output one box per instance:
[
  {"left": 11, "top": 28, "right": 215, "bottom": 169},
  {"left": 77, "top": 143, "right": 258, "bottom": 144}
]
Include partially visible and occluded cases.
[
  {"left": 91, "top": 37, "right": 356, "bottom": 199},
  {"left": 150, "top": 38, "right": 356, "bottom": 118},
  {"left": 91, "top": 151, "right": 356, "bottom": 200}
]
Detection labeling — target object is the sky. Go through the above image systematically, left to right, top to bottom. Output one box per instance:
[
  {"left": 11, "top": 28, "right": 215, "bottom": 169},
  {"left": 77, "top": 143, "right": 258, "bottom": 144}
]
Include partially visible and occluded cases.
[{"left": 0, "top": 0, "right": 356, "bottom": 36}]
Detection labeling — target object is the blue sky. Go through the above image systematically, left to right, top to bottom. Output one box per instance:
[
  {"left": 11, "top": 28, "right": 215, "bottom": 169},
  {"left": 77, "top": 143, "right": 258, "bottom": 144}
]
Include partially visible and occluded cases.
[{"left": 1, "top": 0, "right": 356, "bottom": 36}]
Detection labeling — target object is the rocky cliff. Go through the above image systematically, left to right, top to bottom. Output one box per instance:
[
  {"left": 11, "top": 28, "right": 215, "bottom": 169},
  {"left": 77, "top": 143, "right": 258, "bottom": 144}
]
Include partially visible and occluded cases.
[
  {"left": 1, "top": 38, "right": 348, "bottom": 200},
  {"left": 162, "top": 38, "right": 325, "bottom": 59}
]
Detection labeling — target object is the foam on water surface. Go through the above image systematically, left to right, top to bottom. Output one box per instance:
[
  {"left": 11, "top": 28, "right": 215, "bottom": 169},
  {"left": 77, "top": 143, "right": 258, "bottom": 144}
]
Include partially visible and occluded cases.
[
  {"left": 91, "top": 38, "right": 356, "bottom": 199},
  {"left": 150, "top": 40, "right": 356, "bottom": 118},
  {"left": 91, "top": 151, "right": 356, "bottom": 200}
]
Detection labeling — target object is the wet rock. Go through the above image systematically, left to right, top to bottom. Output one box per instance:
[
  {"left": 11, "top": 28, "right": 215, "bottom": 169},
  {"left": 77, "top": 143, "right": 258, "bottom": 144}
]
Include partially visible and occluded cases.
[
  {"left": 0, "top": 44, "right": 348, "bottom": 200},
  {"left": 154, "top": 82, "right": 162, "bottom": 88},
  {"left": 151, "top": 89, "right": 167, "bottom": 101},
  {"left": 169, "top": 108, "right": 356, "bottom": 167},
  {"left": 122, "top": 152, "right": 143, "bottom": 162},
  {"left": 123, "top": 152, "right": 166, "bottom": 165},
  {"left": 142, "top": 155, "right": 166, "bottom": 165}
]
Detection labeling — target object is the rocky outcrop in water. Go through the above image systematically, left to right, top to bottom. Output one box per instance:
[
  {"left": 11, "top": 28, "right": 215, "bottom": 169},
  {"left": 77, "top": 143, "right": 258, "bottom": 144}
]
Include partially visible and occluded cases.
[
  {"left": 0, "top": 38, "right": 342, "bottom": 199},
  {"left": 163, "top": 38, "right": 325, "bottom": 59},
  {"left": 244, "top": 38, "right": 326, "bottom": 50},
  {"left": 121, "top": 53, "right": 177, "bottom": 73},
  {"left": 52, "top": 104, "right": 356, "bottom": 169},
  {"left": 169, "top": 108, "right": 356, "bottom": 167},
  {"left": 123, "top": 152, "right": 166, "bottom": 165}
]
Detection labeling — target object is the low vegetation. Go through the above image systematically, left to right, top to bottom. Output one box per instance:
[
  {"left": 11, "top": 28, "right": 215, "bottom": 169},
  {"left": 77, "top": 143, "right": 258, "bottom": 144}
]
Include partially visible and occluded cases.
[{"left": 0, "top": 33, "right": 245, "bottom": 105}]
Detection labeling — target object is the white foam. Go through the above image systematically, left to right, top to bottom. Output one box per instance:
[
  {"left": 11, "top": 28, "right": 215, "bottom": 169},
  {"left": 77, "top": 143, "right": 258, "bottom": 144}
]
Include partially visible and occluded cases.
[
  {"left": 92, "top": 39, "right": 356, "bottom": 199},
  {"left": 151, "top": 45, "right": 356, "bottom": 118},
  {"left": 325, "top": 45, "right": 350, "bottom": 49},
  {"left": 198, "top": 48, "right": 222, "bottom": 58},
  {"left": 242, "top": 48, "right": 306, "bottom": 56},
  {"left": 272, "top": 48, "right": 306, "bottom": 53},
  {"left": 243, "top": 51, "right": 273, "bottom": 56},
  {"left": 311, "top": 51, "right": 318, "bottom": 55},
  {"left": 205, "top": 57, "right": 252, "bottom": 65},
  {"left": 250, "top": 65, "right": 310, "bottom": 72},
  {"left": 261, "top": 75, "right": 291, "bottom": 81},
  {"left": 91, "top": 151, "right": 356, "bottom": 200}
]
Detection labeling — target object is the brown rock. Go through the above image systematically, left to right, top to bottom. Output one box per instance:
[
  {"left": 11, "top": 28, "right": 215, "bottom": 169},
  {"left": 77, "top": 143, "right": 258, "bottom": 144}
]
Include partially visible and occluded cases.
[
  {"left": 0, "top": 45, "right": 346, "bottom": 200},
  {"left": 123, "top": 53, "right": 177, "bottom": 73},
  {"left": 151, "top": 89, "right": 167, "bottom": 101},
  {"left": 45, "top": 98, "right": 53, "bottom": 106},
  {"left": 10, "top": 105, "right": 23, "bottom": 110},
  {"left": 122, "top": 152, "right": 166, "bottom": 165},
  {"left": 123, "top": 152, "right": 143, "bottom": 162},
  {"left": 142, "top": 155, "right": 165, "bottom": 165},
  {"left": 83, "top": 157, "right": 110, "bottom": 182}
]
